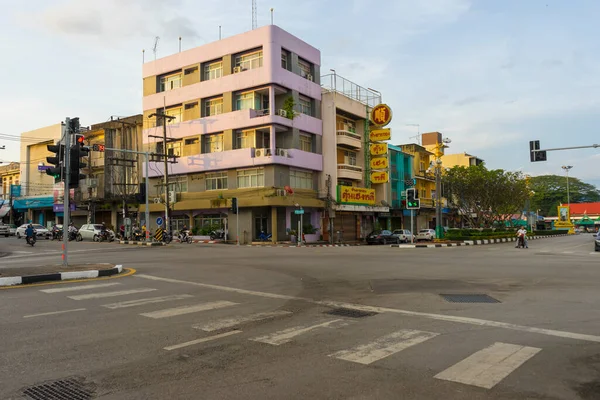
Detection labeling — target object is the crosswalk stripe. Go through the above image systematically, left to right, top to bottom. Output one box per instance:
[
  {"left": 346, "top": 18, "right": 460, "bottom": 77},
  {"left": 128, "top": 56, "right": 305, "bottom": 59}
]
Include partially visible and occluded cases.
[
  {"left": 41, "top": 282, "right": 121, "bottom": 293},
  {"left": 68, "top": 288, "right": 156, "bottom": 300},
  {"left": 102, "top": 294, "right": 194, "bottom": 309},
  {"left": 140, "top": 301, "right": 238, "bottom": 319},
  {"left": 23, "top": 308, "right": 87, "bottom": 318},
  {"left": 194, "top": 310, "right": 292, "bottom": 332},
  {"left": 250, "top": 319, "right": 347, "bottom": 346},
  {"left": 329, "top": 329, "right": 439, "bottom": 365},
  {"left": 164, "top": 330, "right": 242, "bottom": 351},
  {"left": 434, "top": 342, "right": 541, "bottom": 389}
]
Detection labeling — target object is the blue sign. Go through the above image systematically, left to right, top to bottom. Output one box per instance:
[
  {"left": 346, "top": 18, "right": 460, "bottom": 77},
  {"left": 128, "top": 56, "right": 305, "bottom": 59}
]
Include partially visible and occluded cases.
[
  {"left": 38, "top": 165, "right": 51, "bottom": 171},
  {"left": 10, "top": 185, "right": 21, "bottom": 197},
  {"left": 294, "top": 209, "right": 304, "bottom": 215},
  {"left": 156, "top": 217, "right": 163, "bottom": 226}
]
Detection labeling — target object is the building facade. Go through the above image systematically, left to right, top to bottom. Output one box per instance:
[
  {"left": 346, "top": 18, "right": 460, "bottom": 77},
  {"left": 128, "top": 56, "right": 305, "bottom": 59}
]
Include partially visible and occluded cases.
[
  {"left": 141, "top": 25, "right": 323, "bottom": 243},
  {"left": 320, "top": 73, "right": 390, "bottom": 242},
  {"left": 398, "top": 143, "right": 436, "bottom": 230},
  {"left": 385, "top": 145, "right": 413, "bottom": 231},
  {"left": 0, "top": 162, "right": 20, "bottom": 223}
]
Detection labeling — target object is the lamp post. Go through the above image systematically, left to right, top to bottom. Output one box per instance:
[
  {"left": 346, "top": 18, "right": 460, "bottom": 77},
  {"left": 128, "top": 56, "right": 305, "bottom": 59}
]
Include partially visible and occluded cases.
[
  {"left": 434, "top": 138, "right": 451, "bottom": 239},
  {"left": 561, "top": 165, "right": 573, "bottom": 208}
]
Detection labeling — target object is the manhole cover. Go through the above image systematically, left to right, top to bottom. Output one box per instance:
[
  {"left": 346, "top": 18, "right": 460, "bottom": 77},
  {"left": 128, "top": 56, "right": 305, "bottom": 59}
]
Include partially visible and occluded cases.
[
  {"left": 440, "top": 294, "right": 500, "bottom": 303},
  {"left": 325, "top": 308, "right": 378, "bottom": 318},
  {"left": 23, "top": 377, "right": 95, "bottom": 400}
]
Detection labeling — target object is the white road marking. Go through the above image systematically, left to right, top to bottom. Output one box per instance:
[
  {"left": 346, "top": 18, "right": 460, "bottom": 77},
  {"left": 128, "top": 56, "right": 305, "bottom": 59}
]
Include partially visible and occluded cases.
[
  {"left": 562, "top": 251, "right": 574, "bottom": 254},
  {"left": 135, "top": 274, "right": 600, "bottom": 343},
  {"left": 40, "top": 282, "right": 122, "bottom": 293},
  {"left": 68, "top": 288, "right": 156, "bottom": 300},
  {"left": 102, "top": 294, "right": 194, "bottom": 309},
  {"left": 140, "top": 301, "right": 238, "bottom": 319},
  {"left": 23, "top": 308, "right": 87, "bottom": 318},
  {"left": 194, "top": 310, "right": 292, "bottom": 332},
  {"left": 250, "top": 319, "right": 347, "bottom": 346},
  {"left": 329, "top": 329, "right": 439, "bottom": 365},
  {"left": 164, "top": 330, "right": 242, "bottom": 351},
  {"left": 434, "top": 342, "right": 541, "bottom": 389}
]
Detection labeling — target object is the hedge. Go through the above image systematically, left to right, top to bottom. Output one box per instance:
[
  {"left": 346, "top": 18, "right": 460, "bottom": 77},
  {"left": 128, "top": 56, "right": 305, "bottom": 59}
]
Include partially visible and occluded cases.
[{"left": 444, "top": 229, "right": 565, "bottom": 241}]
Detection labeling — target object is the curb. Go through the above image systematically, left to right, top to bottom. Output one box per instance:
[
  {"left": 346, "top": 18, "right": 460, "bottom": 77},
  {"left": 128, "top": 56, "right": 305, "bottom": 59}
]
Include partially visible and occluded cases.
[
  {"left": 390, "top": 234, "right": 569, "bottom": 248},
  {"left": 119, "top": 241, "right": 165, "bottom": 246},
  {"left": 243, "top": 244, "right": 356, "bottom": 248},
  {"left": 0, "top": 265, "right": 123, "bottom": 287}
]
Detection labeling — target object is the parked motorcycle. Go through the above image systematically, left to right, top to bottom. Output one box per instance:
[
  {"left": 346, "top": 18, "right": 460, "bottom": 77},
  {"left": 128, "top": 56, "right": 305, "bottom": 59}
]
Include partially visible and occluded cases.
[
  {"left": 68, "top": 229, "right": 80, "bottom": 242},
  {"left": 209, "top": 229, "right": 226, "bottom": 240},
  {"left": 162, "top": 230, "right": 173, "bottom": 244},
  {"left": 258, "top": 231, "right": 272, "bottom": 241}
]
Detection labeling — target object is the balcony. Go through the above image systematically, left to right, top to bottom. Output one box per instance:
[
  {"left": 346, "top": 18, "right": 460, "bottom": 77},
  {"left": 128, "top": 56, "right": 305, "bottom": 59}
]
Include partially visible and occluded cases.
[
  {"left": 336, "top": 130, "right": 362, "bottom": 149},
  {"left": 337, "top": 164, "right": 363, "bottom": 180}
]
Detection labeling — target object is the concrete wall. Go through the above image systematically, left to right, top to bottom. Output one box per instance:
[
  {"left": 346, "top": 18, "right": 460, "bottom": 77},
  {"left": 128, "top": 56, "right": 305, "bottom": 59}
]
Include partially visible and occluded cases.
[{"left": 20, "top": 123, "right": 62, "bottom": 197}]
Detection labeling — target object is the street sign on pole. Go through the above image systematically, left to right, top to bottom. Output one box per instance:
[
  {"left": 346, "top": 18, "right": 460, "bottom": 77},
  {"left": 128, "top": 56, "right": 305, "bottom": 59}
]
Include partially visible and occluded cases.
[
  {"left": 294, "top": 209, "right": 305, "bottom": 215},
  {"left": 156, "top": 217, "right": 163, "bottom": 226}
]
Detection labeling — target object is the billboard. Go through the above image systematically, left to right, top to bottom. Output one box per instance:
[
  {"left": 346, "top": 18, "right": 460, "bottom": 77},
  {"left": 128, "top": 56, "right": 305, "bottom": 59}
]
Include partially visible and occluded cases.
[{"left": 337, "top": 186, "right": 376, "bottom": 206}]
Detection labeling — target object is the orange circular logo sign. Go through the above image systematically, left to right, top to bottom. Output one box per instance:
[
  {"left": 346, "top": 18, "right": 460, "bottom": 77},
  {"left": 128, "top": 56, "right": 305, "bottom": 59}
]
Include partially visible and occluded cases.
[{"left": 370, "top": 104, "right": 393, "bottom": 127}]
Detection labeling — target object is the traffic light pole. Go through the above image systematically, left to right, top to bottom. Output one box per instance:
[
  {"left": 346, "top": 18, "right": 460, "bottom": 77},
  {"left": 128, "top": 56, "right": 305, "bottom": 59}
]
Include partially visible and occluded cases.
[{"left": 62, "top": 118, "right": 71, "bottom": 267}]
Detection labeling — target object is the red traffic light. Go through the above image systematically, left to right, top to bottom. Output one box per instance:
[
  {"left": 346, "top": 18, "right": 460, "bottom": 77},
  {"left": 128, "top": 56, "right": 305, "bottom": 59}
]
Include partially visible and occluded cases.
[{"left": 76, "top": 135, "right": 85, "bottom": 145}]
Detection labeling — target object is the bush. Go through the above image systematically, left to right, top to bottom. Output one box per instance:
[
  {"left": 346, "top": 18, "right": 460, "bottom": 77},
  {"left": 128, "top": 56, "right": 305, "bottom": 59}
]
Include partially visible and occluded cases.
[{"left": 303, "top": 224, "right": 317, "bottom": 234}]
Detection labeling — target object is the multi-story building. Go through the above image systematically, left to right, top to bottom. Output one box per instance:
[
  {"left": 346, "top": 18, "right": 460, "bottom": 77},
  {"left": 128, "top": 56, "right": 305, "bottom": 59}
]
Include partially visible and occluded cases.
[
  {"left": 141, "top": 25, "right": 323, "bottom": 243},
  {"left": 320, "top": 73, "right": 390, "bottom": 242},
  {"left": 78, "top": 115, "right": 144, "bottom": 228},
  {"left": 398, "top": 143, "right": 435, "bottom": 230},
  {"left": 385, "top": 145, "right": 413, "bottom": 231},
  {"left": 440, "top": 152, "right": 484, "bottom": 168},
  {"left": 0, "top": 162, "right": 20, "bottom": 223}
]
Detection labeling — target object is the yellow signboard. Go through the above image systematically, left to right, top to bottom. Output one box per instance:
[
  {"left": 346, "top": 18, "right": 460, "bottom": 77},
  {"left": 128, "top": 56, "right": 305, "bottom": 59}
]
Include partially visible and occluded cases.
[
  {"left": 370, "top": 104, "right": 393, "bottom": 127},
  {"left": 369, "top": 129, "right": 391, "bottom": 142},
  {"left": 370, "top": 143, "right": 388, "bottom": 156},
  {"left": 370, "top": 157, "right": 388, "bottom": 170},
  {"left": 371, "top": 171, "right": 389, "bottom": 184},
  {"left": 338, "top": 186, "right": 376, "bottom": 205}
]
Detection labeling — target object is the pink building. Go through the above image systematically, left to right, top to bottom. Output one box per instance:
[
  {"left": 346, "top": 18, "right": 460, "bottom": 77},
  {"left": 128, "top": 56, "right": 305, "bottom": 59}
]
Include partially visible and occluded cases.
[{"left": 141, "top": 25, "right": 324, "bottom": 243}]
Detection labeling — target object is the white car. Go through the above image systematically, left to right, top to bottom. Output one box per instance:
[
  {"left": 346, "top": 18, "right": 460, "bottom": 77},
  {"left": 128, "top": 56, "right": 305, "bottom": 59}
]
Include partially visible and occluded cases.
[
  {"left": 16, "top": 224, "right": 51, "bottom": 239},
  {"left": 77, "top": 224, "right": 115, "bottom": 242},
  {"left": 392, "top": 229, "right": 413, "bottom": 243},
  {"left": 416, "top": 229, "right": 436, "bottom": 241}
]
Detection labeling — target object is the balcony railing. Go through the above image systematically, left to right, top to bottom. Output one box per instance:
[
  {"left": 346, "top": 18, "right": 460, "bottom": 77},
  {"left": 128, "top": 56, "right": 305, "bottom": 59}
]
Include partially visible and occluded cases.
[
  {"left": 336, "top": 130, "right": 362, "bottom": 149},
  {"left": 337, "top": 164, "right": 363, "bottom": 180}
]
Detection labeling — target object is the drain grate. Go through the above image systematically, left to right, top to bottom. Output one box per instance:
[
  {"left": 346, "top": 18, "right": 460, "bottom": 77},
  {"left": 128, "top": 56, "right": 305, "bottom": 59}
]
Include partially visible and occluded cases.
[
  {"left": 440, "top": 294, "right": 500, "bottom": 303},
  {"left": 325, "top": 308, "right": 378, "bottom": 318},
  {"left": 23, "top": 377, "right": 95, "bottom": 400}
]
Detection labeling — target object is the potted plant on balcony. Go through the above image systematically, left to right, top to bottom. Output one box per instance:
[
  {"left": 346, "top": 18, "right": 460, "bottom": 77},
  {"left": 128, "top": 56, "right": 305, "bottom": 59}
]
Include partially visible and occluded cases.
[{"left": 282, "top": 97, "right": 297, "bottom": 120}]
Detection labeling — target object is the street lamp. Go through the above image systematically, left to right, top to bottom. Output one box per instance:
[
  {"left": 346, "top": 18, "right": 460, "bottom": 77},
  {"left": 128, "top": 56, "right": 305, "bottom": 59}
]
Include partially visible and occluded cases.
[
  {"left": 434, "top": 138, "right": 451, "bottom": 239},
  {"left": 561, "top": 165, "right": 573, "bottom": 207}
]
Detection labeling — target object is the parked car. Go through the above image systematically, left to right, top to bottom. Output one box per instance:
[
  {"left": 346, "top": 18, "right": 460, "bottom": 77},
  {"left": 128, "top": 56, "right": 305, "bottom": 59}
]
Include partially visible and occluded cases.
[
  {"left": 0, "top": 223, "right": 9, "bottom": 237},
  {"left": 7, "top": 224, "right": 17, "bottom": 236},
  {"left": 16, "top": 224, "right": 51, "bottom": 239},
  {"left": 77, "top": 224, "right": 115, "bottom": 242},
  {"left": 392, "top": 229, "right": 413, "bottom": 243},
  {"left": 416, "top": 229, "right": 436, "bottom": 241},
  {"left": 366, "top": 230, "right": 399, "bottom": 245}
]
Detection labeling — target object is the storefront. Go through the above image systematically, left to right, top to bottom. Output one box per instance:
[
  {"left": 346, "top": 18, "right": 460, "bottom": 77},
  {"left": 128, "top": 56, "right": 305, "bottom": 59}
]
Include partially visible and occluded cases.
[{"left": 13, "top": 196, "right": 54, "bottom": 227}]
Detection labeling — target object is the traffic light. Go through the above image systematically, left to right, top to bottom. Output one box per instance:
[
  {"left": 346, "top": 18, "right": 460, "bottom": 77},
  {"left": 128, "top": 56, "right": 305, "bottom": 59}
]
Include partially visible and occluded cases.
[
  {"left": 68, "top": 117, "right": 80, "bottom": 134},
  {"left": 69, "top": 134, "right": 89, "bottom": 188},
  {"left": 529, "top": 140, "right": 547, "bottom": 162},
  {"left": 46, "top": 142, "right": 65, "bottom": 183},
  {"left": 406, "top": 188, "right": 420, "bottom": 209},
  {"left": 230, "top": 197, "right": 238, "bottom": 214}
]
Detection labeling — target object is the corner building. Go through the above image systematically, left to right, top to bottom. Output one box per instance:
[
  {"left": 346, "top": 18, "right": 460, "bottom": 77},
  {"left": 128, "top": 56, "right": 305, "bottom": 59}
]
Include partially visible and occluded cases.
[{"left": 141, "top": 25, "right": 323, "bottom": 243}]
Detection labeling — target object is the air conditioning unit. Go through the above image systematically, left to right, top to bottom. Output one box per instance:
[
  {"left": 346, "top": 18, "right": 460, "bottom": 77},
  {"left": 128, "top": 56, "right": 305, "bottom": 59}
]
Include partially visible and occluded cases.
[
  {"left": 233, "top": 66, "right": 242, "bottom": 73},
  {"left": 306, "top": 74, "right": 313, "bottom": 82},
  {"left": 277, "top": 109, "right": 287, "bottom": 117},
  {"left": 255, "top": 148, "right": 263, "bottom": 157},
  {"left": 276, "top": 148, "right": 288, "bottom": 157},
  {"left": 276, "top": 189, "right": 287, "bottom": 196},
  {"left": 169, "top": 191, "right": 177, "bottom": 204}
]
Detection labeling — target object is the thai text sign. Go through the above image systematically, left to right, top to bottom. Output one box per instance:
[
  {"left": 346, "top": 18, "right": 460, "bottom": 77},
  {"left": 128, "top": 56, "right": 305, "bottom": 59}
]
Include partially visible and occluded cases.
[
  {"left": 370, "top": 104, "right": 393, "bottom": 127},
  {"left": 369, "top": 129, "right": 391, "bottom": 142},
  {"left": 370, "top": 143, "right": 388, "bottom": 156},
  {"left": 370, "top": 157, "right": 388, "bottom": 170},
  {"left": 371, "top": 171, "right": 389, "bottom": 184},
  {"left": 338, "top": 186, "right": 376, "bottom": 205}
]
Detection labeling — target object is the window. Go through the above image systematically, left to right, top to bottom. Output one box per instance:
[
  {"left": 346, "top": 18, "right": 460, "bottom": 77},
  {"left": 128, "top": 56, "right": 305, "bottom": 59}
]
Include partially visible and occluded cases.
[
  {"left": 235, "top": 50, "right": 263, "bottom": 71},
  {"left": 281, "top": 51, "right": 288, "bottom": 69},
  {"left": 298, "top": 58, "right": 312, "bottom": 78},
  {"left": 203, "top": 61, "right": 223, "bottom": 81},
  {"left": 184, "top": 66, "right": 198, "bottom": 75},
  {"left": 159, "top": 73, "right": 182, "bottom": 92},
  {"left": 235, "top": 91, "right": 267, "bottom": 111},
  {"left": 298, "top": 95, "right": 312, "bottom": 116},
  {"left": 205, "top": 97, "right": 223, "bottom": 116},
  {"left": 184, "top": 102, "right": 198, "bottom": 110},
  {"left": 165, "top": 106, "right": 183, "bottom": 124},
  {"left": 336, "top": 116, "right": 356, "bottom": 133},
  {"left": 236, "top": 130, "right": 254, "bottom": 149},
  {"left": 257, "top": 130, "right": 270, "bottom": 148},
  {"left": 204, "top": 134, "right": 223, "bottom": 153},
  {"left": 300, "top": 134, "right": 312, "bottom": 152},
  {"left": 183, "top": 137, "right": 199, "bottom": 156},
  {"left": 167, "top": 140, "right": 182, "bottom": 157},
  {"left": 344, "top": 150, "right": 357, "bottom": 166},
  {"left": 237, "top": 168, "right": 264, "bottom": 188},
  {"left": 290, "top": 169, "right": 313, "bottom": 190},
  {"left": 205, "top": 172, "right": 228, "bottom": 191},
  {"left": 168, "top": 175, "right": 187, "bottom": 192},
  {"left": 421, "top": 189, "right": 427, "bottom": 198},
  {"left": 194, "top": 214, "right": 224, "bottom": 229}
]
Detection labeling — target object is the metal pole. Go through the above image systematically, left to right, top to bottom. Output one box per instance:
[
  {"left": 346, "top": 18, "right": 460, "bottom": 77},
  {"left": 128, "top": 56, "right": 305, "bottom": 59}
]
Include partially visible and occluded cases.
[
  {"left": 162, "top": 114, "right": 170, "bottom": 234},
  {"left": 62, "top": 118, "right": 71, "bottom": 267},
  {"left": 145, "top": 152, "right": 150, "bottom": 241},
  {"left": 435, "top": 166, "right": 443, "bottom": 239},
  {"left": 566, "top": 170, "right": 570, "bottom": 206},
  {"left": 236, "top": 201, "right": 239, "bottom": 245},
  {"left": 410, "top": 209, "right": 414, "bottom": 243},
  {"left": 300, "top": 211, "right": 303, "bottom": 246},
  {"left": 297, "top": 218, "right": 301, "bottom": 247}
]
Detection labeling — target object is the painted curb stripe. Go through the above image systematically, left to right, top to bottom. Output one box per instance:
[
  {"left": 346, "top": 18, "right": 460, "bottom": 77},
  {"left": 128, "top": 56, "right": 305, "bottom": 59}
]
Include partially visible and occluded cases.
[
  {"left": 1, "top": 265, "right": 125, "bottom": 287},
  {"left": 21, "top": 273, "right": 62, "bottom": 285}
]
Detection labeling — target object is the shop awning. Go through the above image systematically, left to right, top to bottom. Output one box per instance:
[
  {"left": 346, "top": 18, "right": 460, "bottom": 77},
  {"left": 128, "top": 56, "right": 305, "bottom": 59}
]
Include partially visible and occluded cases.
[{"left": 13, "top": 196, "right": 54, "bottom": 210}]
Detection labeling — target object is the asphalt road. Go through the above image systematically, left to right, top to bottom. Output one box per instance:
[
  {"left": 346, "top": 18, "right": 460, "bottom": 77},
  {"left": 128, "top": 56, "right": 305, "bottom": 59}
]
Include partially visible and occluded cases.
[{"left": 1, "top": 234, "right": 600, "bottom": 399}]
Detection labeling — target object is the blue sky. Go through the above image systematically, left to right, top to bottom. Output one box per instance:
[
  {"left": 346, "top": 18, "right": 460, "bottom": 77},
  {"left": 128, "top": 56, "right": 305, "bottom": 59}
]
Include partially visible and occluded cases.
[{"left": 1, "top": 0, "right": 599, "bottom": 187}]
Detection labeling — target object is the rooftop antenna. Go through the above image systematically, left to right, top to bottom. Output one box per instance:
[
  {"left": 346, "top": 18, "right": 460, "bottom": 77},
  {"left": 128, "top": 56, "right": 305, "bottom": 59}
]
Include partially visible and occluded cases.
[
  {"left": 252, "top": 0, "right": 257, "bottom": 29},
  {"left": 270, "top": 8, "right": 274, "bottom": 25},
  {"left": 219, "top": 25, "right": 222, "bottom": 40},
  {"left": 152, "top": 36, "right": 160, "bottom": 61},
  {"left": 178, "top": 36, "right": 181, "bottom": 52},
  {"left": 142, "top": 49, "right": 145, "bottom": 63},
  {"left": 406, "top": 123, "right": 421, "bottom": 145}
]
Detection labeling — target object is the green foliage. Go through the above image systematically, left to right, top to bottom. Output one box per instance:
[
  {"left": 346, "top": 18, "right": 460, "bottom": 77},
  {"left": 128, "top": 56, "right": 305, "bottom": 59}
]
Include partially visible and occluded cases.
[
  {"left": 282, "top": 96, "right": 296, "bottom": 120},
  {"left": 442, "top": 165, "right": 530, "bottom": 228},
  {"left": 529, "top": 175, "right": 600, "bottom": 217},
  {"left": 197, "top": 224, "right": 221, "bottom": 235},
  {"left": 303, "top": 224, "right": 317, "bottom": 234},
  {"left": 445, "top": 229, "right": 564, "bottom": 240}
]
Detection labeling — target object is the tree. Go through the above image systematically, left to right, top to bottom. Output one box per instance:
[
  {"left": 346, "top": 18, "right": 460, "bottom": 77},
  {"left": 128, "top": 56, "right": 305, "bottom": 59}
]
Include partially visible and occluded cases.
[
  {"left": 442, "top": 165, "right": 530, "bottom": 227},
  {"left": 529, "top": 175, "right": 600, "bottom": 216}
]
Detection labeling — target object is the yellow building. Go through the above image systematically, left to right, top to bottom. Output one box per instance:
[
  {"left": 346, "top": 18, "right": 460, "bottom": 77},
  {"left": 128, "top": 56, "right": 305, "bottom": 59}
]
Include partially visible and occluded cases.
[
  {"left": 398, "top": 143, "right": 435, "bottom": 230},
  {"left": 440, "top": 152, "right": 484, "bottom": 168},
  {"left": 0, "top": 162, "right": 20, "bottom": 200}
]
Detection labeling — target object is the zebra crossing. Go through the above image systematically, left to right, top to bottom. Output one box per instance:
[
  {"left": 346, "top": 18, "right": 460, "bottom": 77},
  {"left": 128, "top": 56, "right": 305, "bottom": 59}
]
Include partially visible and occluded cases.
[{"left": 33, "top": 280, "right": 544, "bottom": 390}]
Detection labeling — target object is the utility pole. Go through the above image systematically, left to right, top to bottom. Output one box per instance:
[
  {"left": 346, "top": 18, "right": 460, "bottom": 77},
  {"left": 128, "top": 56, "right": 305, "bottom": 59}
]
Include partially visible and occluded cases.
[
  {"left": 148, "top": 111, "right": 175, "bottom": 233},
  {"left": 63, "top": 118, "right": 71, "bottom": 267}
]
